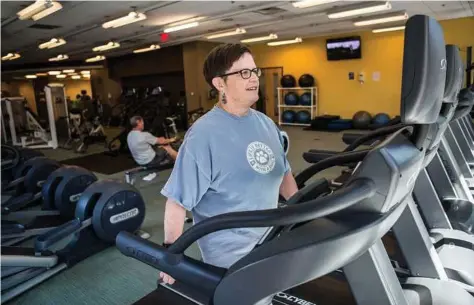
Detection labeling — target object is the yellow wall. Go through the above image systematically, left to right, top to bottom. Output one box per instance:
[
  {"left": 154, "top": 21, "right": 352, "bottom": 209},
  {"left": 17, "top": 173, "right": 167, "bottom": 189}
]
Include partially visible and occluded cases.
[
  {"left": 250, "top": 17, "right": 473, "bottom": 119},
  {"left": 182, "top": 41, "right": 220, "bottom": 111},
  {"left": 90, "top": 68, "right": 122, "bottom": 105},
  {"left": 59, "top": 79, "right": 92, "bottom": 101}
]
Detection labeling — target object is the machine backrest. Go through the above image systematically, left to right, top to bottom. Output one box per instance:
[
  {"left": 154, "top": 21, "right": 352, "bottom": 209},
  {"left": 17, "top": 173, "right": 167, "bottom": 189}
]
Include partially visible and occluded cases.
[
  {"left": 213, "top": 15, "right": 447, "bottom": 305},
  {"left": 401, "top": 15, "right": 446, "bottom": 125},
  {"left": 424, "top": 45, "right": 464, "bottom": 164},
  {"left": 444, "top": 45, "right": 464, "bottom": 104}
]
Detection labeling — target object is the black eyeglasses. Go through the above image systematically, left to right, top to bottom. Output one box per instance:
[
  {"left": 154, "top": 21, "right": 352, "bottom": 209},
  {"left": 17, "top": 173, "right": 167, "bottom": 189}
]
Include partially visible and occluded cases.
[{"left": 218, "top": 68, "right": 262, "bottom": 79}]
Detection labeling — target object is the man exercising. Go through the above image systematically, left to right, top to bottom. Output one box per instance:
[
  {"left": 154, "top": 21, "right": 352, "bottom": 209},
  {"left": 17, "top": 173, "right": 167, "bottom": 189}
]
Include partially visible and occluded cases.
[{"left": 127, "top": 116, "right": 178, "bottom": 166}]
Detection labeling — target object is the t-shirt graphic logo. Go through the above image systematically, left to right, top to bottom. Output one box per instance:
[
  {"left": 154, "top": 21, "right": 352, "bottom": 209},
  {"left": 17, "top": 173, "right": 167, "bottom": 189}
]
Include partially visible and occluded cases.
[{"left": 246, "top": 141, "right": 276, "bottom": 174}]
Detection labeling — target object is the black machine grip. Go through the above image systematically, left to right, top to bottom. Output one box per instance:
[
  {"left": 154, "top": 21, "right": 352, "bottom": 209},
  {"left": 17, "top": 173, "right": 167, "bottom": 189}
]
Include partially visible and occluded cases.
[
  {"left": 344, "top": 124, "right": 407, "bottom": 152},
  {"left": 342, "top": 133, "right": 366, "bottom": 145},
  {"left": 297, "top": 150, "right": 369, "bottom": 187},
  {"left": 303, "top": 150, "right": 340, "bottom": 164},
  {"left": 168, "top": 178, "right": 374, "bottom": 254},
  {"left": 116, "top": 179, "right": 374, "bottom": 295},
  {"left": 1, "top": 192, "right": 39, "bottom": 214},
  {"left": 35, "top": 219, "right": 82, "bottom": 252},
  {"left": 1, "top": 221, "right": 25, "bottom": 234},
  {"left": 116, "top": 232, "right": 225, "bottom": 296}
]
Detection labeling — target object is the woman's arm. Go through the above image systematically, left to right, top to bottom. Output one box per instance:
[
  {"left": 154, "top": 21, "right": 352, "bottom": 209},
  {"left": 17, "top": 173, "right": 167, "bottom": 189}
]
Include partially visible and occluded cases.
[
  {"left": 279, "top": 171, "right": 298, "bottom": 200},
  {"left": 163, "top": 199, "right": 187, "bottom": 244}
]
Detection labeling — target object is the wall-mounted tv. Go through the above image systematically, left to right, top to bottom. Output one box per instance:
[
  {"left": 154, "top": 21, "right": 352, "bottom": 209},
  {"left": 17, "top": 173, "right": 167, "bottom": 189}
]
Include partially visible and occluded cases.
[{"left": 326, "top": 36, "right": 362, "bottom": 61}]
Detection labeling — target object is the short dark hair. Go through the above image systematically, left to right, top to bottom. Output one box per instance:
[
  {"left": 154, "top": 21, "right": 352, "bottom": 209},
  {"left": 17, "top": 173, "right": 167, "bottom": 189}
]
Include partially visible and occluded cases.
[
  {"left": 203, "top": 43, "right": 252, "bottom": 89},
  {"left": 130, "top": 115, "right": 143, "bottom": 128}
]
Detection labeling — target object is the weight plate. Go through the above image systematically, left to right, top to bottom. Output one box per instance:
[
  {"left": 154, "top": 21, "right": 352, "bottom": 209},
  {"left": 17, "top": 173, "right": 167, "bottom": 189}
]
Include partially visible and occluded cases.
[
  {"left": 13, "top": 156, "right": 44, "bottom": 180},
  {"left": 23, "top": 158, "right": 61, "bottom": 194},
  {"left": 54, "top": 167, "right": 97, "bottom": 218},
  {"left": 41, "top": 168, "right": 65, "bottom": 210},
  {"left": 92, "top": 181, "right": 145, "bottom": 242}
]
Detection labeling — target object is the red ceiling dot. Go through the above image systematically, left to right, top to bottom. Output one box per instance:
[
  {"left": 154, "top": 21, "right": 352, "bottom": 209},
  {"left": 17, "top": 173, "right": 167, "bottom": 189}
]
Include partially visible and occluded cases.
[{"left": 160, "top": 33, "right": 169, "bottom": 42}]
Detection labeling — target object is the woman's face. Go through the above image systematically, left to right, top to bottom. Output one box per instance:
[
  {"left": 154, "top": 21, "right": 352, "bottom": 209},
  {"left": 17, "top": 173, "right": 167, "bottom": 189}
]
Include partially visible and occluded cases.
[{"left": 216, "top": 52, "right": 260, "bottom": 107}]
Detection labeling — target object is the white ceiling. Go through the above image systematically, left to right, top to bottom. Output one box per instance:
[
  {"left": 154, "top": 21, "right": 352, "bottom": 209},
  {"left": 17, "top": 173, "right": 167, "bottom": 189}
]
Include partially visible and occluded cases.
[{"left": 1, "top": 0, "right": 473, "bottom": 69}]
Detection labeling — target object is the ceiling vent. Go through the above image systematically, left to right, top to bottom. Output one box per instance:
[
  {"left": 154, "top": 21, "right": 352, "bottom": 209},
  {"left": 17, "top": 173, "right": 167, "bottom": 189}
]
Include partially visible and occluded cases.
[
  {"left": 254, "top": 7, "right": 287, "bottom": 16},
  {"left": 29, "top": 24, "right": 61, "bottom": 30}
]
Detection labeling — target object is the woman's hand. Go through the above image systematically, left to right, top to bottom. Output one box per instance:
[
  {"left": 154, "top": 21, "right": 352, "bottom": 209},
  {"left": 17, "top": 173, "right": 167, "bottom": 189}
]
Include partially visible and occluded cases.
[{"left": 160, "top": 272, "right": 176, "bottom": 285}]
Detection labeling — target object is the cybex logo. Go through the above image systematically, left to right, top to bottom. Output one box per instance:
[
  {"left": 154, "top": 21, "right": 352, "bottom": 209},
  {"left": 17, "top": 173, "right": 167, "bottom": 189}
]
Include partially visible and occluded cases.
[
  {"left": 440, "top": 59, "right": 447, "bottom": 70},
  {"left": 69, "top": 193, "right": 82, "bottom": 202},
  {"left": 110, "top": 208, "right": 139, "bottom": 224},
  {"left": 126, "top": 247, "right": 159, "bottom": 265},
  {"left": 275, "top": 292, "right": 317, "bottom": 305}
]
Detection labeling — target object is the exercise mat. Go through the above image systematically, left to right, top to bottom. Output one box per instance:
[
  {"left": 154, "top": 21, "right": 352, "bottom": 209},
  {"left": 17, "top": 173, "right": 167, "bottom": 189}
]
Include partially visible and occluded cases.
[{"left": 61, "top": 152, "right": 137, "bottom": 175}]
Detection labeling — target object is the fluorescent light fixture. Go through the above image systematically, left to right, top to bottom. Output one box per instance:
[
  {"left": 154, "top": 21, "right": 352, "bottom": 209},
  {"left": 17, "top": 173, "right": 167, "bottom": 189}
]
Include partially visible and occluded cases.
[
  {"left": 17, "top": 0, "right": 63, "bottom": 21},
  {"left": 293, "top": 0, "right": 338, "bottom": 9},
  {"left": 32, "top": 1, "right": 62, "bottom": 21},
  {"left": 327, "top": 1, "right": 391, "bottom": 19},
  {"left": 354, "top": 11, "right": 408, "bottom": 26},
  {"left": 102, "top": 12, "right": 147, "bottom": 29},
  {"left": 168, "top": 16, "right": 205, "bottom": 27},
  {"left": 164, "top": 22, "right": 199, "bottom": 33},
  {"left": 372, "top": 25, "right": 405, "bottom": 33},
  {"left": 207, "top": 28, "right": 246, "bottom": 39},
  {"left": 241, "top": 33, "right": 278, "bottom": 43},
  {"left": 268, "top": 37, "right": 303, "bottom": 46},
  {"left": 39, "top": 38, "right": 66, "bottom": 49},
  {"left": 93, "top": 42, "right": 120, "bottom": 52},
  {"left": 133, "top": 44, "right": 161, "bottom": 54},
  {"left": 1, "top": 53, "right": 21, "bottom": 61},
  {"left": 48, "top": 54, "right": 69, "bottom": 62},
  {"left": 85, "top": 55, "right": 106, "bottom": 63},
  {"left": 63, "top": 69, "right": 75, "bottom": 73},
  {"left": 80, "top": 70, "right": 91, "bottom": 74},
  {"left": 48, "top": 71, "right": 61, "bottom": 75},
  {"left": 36, "top": 73, "right": 48, "bottom": 76},
  {"left": 56, "top": 74, "right": 66, "bottom": 79},
  {"left": 82, "top": 74, "right": 91, "bottom": 79},
  {"left": 25, "top": 75, "right": 37, "bottom": 79},
  {"left": 71, "top": 75, "right": 81, "bottom": 79}
]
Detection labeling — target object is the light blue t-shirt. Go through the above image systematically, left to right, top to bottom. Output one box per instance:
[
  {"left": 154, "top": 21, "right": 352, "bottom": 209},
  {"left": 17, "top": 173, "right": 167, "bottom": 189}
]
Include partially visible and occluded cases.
[{"left": 161, "top": 106, "right": 291, "bottom": 268}]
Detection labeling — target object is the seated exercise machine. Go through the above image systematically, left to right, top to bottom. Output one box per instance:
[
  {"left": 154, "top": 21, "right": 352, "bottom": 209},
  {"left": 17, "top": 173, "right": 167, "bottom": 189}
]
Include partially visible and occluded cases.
[
  {"left": 115, "top": 15, "right": 474, "bottom": 305},
  {"left": 0, "top": 84, "right": 62, "bottom": 149},
  {"left": 2, "top": 166, "right": 97, "bottom": 246},
  {"left": 1, "top": 180, "right": 147, "bottom": 304}
]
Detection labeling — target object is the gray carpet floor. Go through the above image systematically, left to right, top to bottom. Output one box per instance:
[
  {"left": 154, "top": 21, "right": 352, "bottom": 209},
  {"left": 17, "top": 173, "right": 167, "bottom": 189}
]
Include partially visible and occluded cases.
[{"left": 7, "top": 127, "right": 349, "bottom": 305}]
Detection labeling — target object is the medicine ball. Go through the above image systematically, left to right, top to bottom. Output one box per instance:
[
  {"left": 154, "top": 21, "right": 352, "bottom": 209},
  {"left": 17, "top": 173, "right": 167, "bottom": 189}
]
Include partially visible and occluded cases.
[
  {"left": 298, "top": 74, "right": 315, "bottom": 87},
  {"left": 281, "top": 75, "right": 296, "bottom": 88},
  {"left": 284, "top": 92, "right": 299, "bottom": 105},
  {"left": 299, "top": 92, "right": 312, "bottom": 106},
  {"left": 282, "top": 110, "right": 296, "bottom": 123},
  {"left": 296, "top": 111, "right": 311, "bottom": 124},
  {"left": 352, "top": 111, "right": 372, "bottom": 129},
  {"left": 372, "top": 113, "right": 391, "bottom": 127}
]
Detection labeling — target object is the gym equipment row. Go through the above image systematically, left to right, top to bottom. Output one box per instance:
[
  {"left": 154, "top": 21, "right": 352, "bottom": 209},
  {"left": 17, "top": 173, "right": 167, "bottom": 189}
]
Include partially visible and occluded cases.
[
  {"left": 113, "top": 15, "right": 474, "bottom": 305},
  {"left": 297, "top": 30, "right": 474, "bottom": 304},
  {"left": 1, "top": 148, "right": 148, "bottom": 303}
]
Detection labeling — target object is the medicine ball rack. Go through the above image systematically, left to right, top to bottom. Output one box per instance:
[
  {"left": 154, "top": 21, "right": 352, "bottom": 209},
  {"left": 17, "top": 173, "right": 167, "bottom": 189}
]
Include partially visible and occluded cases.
[{"left": 277, "top": 86, "right": 318, "bottom": 127}]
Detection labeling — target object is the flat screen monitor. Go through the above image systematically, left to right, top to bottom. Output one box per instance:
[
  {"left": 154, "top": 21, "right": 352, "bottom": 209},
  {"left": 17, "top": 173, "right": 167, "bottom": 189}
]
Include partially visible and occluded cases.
[{"left": 326, "top": 36, "right": 362, "bottom": 61}]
